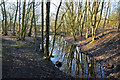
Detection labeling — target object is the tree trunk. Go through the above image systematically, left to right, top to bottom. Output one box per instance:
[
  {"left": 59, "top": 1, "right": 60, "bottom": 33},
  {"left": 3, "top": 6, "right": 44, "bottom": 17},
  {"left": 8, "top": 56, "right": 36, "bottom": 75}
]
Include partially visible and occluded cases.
[
  {"left": 3, "top": 0, "right": 7, "bottom": 35},
  {"left": 13, "top": 0, "right": 18, "bottom": 36},
  {"left": 18, "top": 0, "right": 21, "bottom": 35},
  {"left": 20, "top": 0, "right": 26, "bottom": 40},
  {"left": 41, "top": 0, "right": 44, "bottom": 53},
  {"left": 49, "top": 0, "right": 62, "bottom": 58},
  {"left": 102, "top": 0, "right": 110, "bottom": 35},
  {"left": 33, "top": 1, "right": 36, "bottom": 38},
  {"left": 45, "top": 1, "right": 50, "bottom": 57},
  {"left": 81, "top": 1, "right": 87, "bottom": 37},
  {"left": 85, "top": 1, "right": 89, "bottom": 39},
  {"left": 90, "top": 1, "right": 103, "bottom": 42},
  {"left": 117, "top": 1, "right": 120, "bottom": 32},
  {"left": 23, "top": 2, "right": 32, "bottom": 38},
  {"left": 78, "top": 2, "right": 83, "bottom": 36},
  {"left": 1, "top": 4, "right": 4, "bottom": 34},
  {"left": 9, "top": 14, "right": 12, "bottom": 31},
  {"left": 28, "top": 14, "right": 33, "bottom": 37},
  {"left": 118, "top": 20, "right": 120, "bottom": 32},
  {"left": 92, "top": 27, "right": 95, "bottom": 42},
  {"left": 86, "top": 28, "right": 88, "bottom": 39}
]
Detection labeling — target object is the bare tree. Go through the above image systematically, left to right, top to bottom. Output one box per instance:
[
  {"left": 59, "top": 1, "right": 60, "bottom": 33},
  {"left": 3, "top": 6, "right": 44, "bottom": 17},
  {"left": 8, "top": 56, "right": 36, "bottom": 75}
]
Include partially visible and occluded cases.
[{"left": 89, "top": 0, "right": 104, "bottom": 42}]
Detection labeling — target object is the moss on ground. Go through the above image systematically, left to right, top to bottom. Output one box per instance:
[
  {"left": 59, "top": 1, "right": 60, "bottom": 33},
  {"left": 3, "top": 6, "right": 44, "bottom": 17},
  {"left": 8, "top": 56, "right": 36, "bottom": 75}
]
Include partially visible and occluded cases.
[{"left": 11, "top": 44, "right": 25, "bottom": 48}]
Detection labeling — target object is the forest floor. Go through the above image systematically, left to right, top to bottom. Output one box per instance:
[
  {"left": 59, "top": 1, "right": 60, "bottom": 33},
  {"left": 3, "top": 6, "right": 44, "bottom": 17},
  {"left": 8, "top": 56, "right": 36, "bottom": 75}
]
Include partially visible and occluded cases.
[
  {"left": 2, "top": 29, "right": 120, "bottom": 79},
  {"left": 64, "top": 29, "right": 120, "bottom": 79},
  {"left": 2, "top": 34, "right": 72, "bottom": 79}
]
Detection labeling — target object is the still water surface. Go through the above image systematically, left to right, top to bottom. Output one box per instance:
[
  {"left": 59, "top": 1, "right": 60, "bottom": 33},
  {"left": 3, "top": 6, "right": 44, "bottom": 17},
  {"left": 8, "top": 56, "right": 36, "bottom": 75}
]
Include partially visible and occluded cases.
[{"left": 40, "top": 35, "right": 106, "bottom": 78}]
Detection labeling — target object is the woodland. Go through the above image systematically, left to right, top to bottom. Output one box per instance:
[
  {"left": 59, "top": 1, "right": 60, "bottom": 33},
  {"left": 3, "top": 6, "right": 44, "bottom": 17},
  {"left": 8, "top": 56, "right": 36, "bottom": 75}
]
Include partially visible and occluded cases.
[{"left": 1, "top": 0, "right": 120, "bottom": 79}]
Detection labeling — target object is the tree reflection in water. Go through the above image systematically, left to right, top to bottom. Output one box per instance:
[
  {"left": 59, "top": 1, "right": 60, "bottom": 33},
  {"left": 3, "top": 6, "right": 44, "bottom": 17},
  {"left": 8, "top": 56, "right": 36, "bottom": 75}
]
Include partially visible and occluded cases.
[{"left": 48, "top": 35, "right": 106, "bottom": 78}]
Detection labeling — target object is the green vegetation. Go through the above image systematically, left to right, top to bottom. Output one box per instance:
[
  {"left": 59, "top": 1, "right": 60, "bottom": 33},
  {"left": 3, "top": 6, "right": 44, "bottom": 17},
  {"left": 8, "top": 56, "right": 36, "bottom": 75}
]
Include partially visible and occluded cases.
[{"left": 11, "top": 44, "right": 30, "bottom": 48}]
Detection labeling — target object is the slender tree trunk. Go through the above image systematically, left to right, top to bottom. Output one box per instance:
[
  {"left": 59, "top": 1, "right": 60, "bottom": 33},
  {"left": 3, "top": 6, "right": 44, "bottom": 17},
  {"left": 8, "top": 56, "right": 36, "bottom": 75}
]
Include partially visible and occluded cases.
[
  {"left": 3, "top": 0, "right": 7, "bottom": 35},
  {"left": 13, "top": 0, "right": 18, "bottom": 35},
  {"left": 18, "top": 0, "right": 21, "bottom": 35},
  {"left": 20, "top": 0, "right": 26, "bottom": 40},
  {"left": 41, "top": 0, "right": 44, "bottom": 53},
  {"left": 49, "top": 0, "right": 62, "bottom": 58},
  {"left": 102, "top": 0, "right": 110, "bottom": 35},
  {"left": 33, "top": 1, "right": 36, "bottom": 38},
  {"left": 45, "top": 1, "right": 50, "bottom": 57},
  {"left": 81, "top": 1, "right": 87, "bottom": 37},
  {"left": 85, "top": 1, "right": 90, "bottom": 39},
  {"left": 90, "top": 1, "right": 101, "bottom": 42},
  {"left": 95, "top": 1, "right": 104, "bottom": 32},
  {"left": 117, "top": 1, "right": 120, "bottom": 32},
  {"left": 23, "top": 2, "right": 32, "bottom": 38},
  {"left": 78, "top": 2, "right": 83, "bottom": 36},
  {"left": 1, "top": 4, "right": 4, "bottom": 34},
  {"left": 85, "top": 4, "right": 88, "bottom": 39},
  {"left": 107, "top": 4, "right": 111, "bottom": 26},
  {"left": 28, "top": 14, "right": 33, "bottom": 37},
  {"left": 9, "top": 15, "right": 12, "bottom": 31},
  {"left": 34, "top": 17, "right": 36, "bottom": 38},
  {"left": 1, "top": 21, "right": 3, "bottom": 34},
  {"left": 118, "top": 22, "right": 120, "bottom": 32},
  {"left": 92, "top": 27, "right": 95, "bottom": 41},
  {"left": 86, "top": 28, "right": 89, "bottom": 39}
]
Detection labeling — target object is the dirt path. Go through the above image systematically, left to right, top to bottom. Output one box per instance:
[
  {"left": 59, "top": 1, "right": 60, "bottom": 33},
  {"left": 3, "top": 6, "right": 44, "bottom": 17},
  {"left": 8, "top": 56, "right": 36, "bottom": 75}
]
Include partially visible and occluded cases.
[
  {"left": 64, "top": 29, "right": 120, "bottom": 79},
  {"left": 2, "top": 36, "right": 72, "bottom": 79}
]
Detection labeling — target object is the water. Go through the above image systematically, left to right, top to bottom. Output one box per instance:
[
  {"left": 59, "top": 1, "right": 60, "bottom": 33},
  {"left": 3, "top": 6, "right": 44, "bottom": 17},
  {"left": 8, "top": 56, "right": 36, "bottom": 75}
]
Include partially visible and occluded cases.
[{"left": 40, "top": 35, "right": 106, "bottom": 78}]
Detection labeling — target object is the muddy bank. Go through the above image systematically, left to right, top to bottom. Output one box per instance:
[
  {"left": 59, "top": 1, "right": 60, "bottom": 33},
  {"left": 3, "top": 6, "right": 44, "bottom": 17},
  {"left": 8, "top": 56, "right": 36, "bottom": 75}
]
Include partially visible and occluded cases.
[
  {"left": 64, "top": 29, "right": 120, "bottom": 79},
  {"left": 2, "top": 36, "right": 72, "bottom": 79}
]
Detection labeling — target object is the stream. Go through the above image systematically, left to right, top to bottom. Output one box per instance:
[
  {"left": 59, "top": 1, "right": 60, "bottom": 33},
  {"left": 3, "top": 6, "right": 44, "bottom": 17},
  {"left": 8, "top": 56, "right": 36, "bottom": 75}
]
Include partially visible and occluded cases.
[{"left": 40, "top": 35, "right": 106, "bottom": 78}]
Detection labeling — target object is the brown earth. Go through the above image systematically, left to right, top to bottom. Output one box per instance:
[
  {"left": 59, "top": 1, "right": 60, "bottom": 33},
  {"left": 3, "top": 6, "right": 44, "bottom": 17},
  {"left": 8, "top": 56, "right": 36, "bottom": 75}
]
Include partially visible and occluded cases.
[
  {"left": 64, "top": 29, "right": 120, "bottom": 79},
  {"left": 2, "top": 36, "right": 73, "bottom": 79}
]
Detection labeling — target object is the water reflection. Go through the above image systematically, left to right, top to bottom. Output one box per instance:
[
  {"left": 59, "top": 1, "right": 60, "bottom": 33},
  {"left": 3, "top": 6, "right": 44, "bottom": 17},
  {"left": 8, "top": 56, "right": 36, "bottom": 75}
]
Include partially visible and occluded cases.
[{"left": 43, "top": 35, "right": 106, "bottom": 78}]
